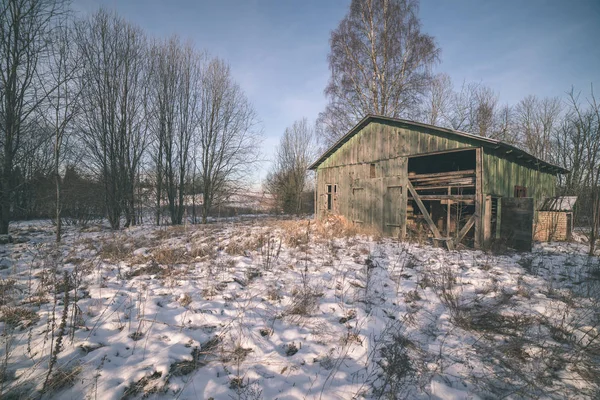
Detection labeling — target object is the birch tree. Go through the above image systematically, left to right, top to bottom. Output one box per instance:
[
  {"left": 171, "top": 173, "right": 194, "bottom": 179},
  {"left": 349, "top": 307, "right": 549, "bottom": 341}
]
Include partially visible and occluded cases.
[{"left": 318, "top": 0, "right": 440, "bottom": 145}]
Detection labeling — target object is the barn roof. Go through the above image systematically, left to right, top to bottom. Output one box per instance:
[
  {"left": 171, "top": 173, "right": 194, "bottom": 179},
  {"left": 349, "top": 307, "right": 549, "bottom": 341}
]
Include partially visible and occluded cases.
[{"left": 308, "top": 114, "right": 569, "bottom": 174}]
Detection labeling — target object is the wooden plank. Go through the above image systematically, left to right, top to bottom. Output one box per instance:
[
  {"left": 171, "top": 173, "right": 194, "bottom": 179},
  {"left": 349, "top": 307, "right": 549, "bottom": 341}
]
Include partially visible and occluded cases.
[
  {"left": 406, "top": 181, "right": 442, "bottom": 239},
  {"left": 454, "top": 214, "right": 476, "bottom": 247}
]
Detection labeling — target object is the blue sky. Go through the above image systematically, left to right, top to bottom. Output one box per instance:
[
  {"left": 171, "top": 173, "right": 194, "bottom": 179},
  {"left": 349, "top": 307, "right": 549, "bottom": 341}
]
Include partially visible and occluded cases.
[{"left": 73, "top": 0, "right": 600, "bottom": 183}]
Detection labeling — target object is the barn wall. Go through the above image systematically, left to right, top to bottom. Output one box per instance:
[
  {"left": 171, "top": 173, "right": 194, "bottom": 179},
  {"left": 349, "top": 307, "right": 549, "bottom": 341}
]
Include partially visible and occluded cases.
[{"left": 482, "top": 151, "right": 556, "bottom": 207}]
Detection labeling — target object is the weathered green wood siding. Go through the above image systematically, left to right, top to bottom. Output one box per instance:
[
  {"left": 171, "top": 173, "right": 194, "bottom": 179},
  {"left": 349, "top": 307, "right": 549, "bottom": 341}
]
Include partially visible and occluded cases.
[
  {"left": 315, "top": 120, "right": 480, "bottom": 234},
  {"left": 319, "top": 121, "right": 476, "bottom": 169},
  {"left": 483, "top": 151, "right": 555, "bottom": 207}
]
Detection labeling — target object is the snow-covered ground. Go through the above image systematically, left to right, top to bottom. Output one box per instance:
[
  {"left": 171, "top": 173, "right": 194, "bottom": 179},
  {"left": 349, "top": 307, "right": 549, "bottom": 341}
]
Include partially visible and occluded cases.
[{"left": 0, "top": 217, "right": 599, "bottom": 399}]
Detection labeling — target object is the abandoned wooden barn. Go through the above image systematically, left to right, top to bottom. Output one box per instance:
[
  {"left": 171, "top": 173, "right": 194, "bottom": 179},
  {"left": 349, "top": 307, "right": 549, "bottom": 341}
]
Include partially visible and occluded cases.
[{"left": 309, "top": 115, "right": 569, "bottom": 250}]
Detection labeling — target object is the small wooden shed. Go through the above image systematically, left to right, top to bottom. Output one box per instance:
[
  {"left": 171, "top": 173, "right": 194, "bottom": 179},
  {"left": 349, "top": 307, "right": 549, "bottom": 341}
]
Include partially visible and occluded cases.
[
  {"left": 309, "top": 115, "right": 569, "bottom": 250},
  {"left": 534, "top": 196, "right": 577, "bottom": 242}
]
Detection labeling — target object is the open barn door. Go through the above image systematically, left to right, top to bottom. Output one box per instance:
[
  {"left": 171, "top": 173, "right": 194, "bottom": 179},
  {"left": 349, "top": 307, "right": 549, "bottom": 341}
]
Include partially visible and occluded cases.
[{"left": 500, "top": 197, "right": 534, "bottom": 251}]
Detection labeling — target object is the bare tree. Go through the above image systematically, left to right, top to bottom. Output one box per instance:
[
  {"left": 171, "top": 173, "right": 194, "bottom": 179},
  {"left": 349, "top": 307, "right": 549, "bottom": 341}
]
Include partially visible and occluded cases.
[
  {"left": 0, "top": 0, "right": 67, "bottom": 234},
  {"left": 318, "top": 0, "right": 440, "bottom": 145},
  {"left": 76, "top": 9, "right": 149, "bottom": 229},
  {"left": 41, "top": 19, "right": 82, "bottom": 242},
  {"left": 149, "top": 37, "right": 202, "bottom": 225},
  {"left": 197, "top": 58, "right": 260, "bottom": 223},
  {"left": 420, "top": 73, "right": 453, "bottom": 126},
  {"left": 445, "top": 80, "right": 477, "bottom": 132},
  {"left": 471, "top": 85, "right": 499, "bottom": 138},
  {"left": 560, "top": 86, "right": 600, "bottom": 255},
  {"left": 515, "top": 95, "right": 562, "bottom": 161},
  {"left": 493, "top": 103, "right": 516, "bottom": 144},
  {"left": 265, "top": 118, "right": 316, "bottom": 214}
]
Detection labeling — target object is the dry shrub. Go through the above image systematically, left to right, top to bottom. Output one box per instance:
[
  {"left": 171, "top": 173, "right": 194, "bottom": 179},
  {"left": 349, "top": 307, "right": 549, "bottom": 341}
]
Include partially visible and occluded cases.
[
  {"left": 314, "top": 215, "right": 380, "bottom": 240},
  {"left": 273, "top": 220, "right": 311, "bottom": 247},
  {"left": 153, "top": 225, "right": 190, "bottom": 241},
  {"left": 226, "top": 235, "right": 261, "bottom": 256},
  {"left": 99, "top": 238, "right": 129, "bottom": 261},
  {"left": 190, "top": 244, "right": 215, "bottom": 259},
  {"left": 152, "top": 247, "right": 186, "bottom": 265},
  {"left": 126, "top": 261, "right": 164, "bottom": 278},
  {"left": 0, "top": 278, "right": 17, "bottom": 305},
  {"left": 285, "top": 285, "right": 323, "bottom": 317},
  {"left": 266, "top": 287, "right": 282, "bottom": 301},
  {"left": 179, "top": 293, "right": 192, "bottom": 307},
  {"left": 0, "top": 306, "right": 39, "bottom": 328},
  {"left": 169, "top": 347, "right": 206, "bottom": 377},
  {"left": 43, "top": 364, "right": 83, "bottom": 394},
  {"left": 122, "top": 371, "right": 164, "bottom": 399}
]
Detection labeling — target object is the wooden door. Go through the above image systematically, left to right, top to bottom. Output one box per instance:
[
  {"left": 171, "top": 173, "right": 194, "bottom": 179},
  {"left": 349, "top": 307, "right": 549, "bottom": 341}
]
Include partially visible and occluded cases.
[
  {"left": 384, "top": 185, "right": 403, "bottom": 237},
  {"left": 351, "top": 187, "right": 365, "bottom": 224},
  {"left": 500, "top": 197, "right": 534, "bottom": 251}
]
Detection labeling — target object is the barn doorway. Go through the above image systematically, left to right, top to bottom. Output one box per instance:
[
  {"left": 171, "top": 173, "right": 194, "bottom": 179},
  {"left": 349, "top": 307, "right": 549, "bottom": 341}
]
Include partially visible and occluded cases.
[{"left": 406, "top": 149, "right": 477, "bottom": 246}]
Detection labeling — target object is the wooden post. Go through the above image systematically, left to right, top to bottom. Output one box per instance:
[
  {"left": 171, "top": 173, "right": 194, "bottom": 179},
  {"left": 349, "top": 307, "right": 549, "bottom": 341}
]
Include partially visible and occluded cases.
[
  {"left": 474, "top": 148, "right": 483, "bottom": 248},
  {"left": 314, "top": 171, "right": 318, "bottom": 219},
  {"left": 447, "top": 187, "right": 452, "bottom": 237},
  {"left": 484, "top": 195, "right": 491, "bottom": 246}
]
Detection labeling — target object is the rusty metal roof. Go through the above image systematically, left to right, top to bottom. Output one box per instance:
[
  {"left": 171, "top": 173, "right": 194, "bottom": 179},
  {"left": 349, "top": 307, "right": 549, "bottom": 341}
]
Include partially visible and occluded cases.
[
  {"left": 308, "top": 115, "right": 569, "bottom": 174},
  {"left": 539, "top": 196, "right": 577, "bottom": 212}
]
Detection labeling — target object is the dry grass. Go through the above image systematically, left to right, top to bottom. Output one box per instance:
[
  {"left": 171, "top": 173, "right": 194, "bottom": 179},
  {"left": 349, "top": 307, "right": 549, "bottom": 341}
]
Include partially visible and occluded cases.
[
  {"left": 314, "top": 215, "right": 381, "bottom": 240},
  {"left": 98, "top": 239, "right": 130, "bottom": 261},
  {"left": 152, "top": 247, "right": 187, "bottom": 265},
  {"left": 0, "top": 305, "right": 39, "bottom": 328}
]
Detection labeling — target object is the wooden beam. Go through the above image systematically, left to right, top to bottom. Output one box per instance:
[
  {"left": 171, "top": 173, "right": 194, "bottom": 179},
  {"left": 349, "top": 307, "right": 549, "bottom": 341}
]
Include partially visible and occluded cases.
[
  {"left": 408, "top": 169, "right": 475, "bottom": 179},
  {"left": 410, "top": 177, "right": 475, "bottom": 185},
  {"left": 407, "top": 180, "right": 443, "bottom": 239},
  {"left": 414, "top": 184, "right": 475, "bottom": 191},
  {"left": 408, "top": 195, "right": 475, "bottom": 201},
  {"left": 453, "top": 214, "right": 476, "bottom": 247}
]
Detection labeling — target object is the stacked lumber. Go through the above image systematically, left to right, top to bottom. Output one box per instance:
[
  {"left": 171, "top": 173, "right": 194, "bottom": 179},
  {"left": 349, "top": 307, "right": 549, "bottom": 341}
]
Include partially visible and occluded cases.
[{"left": 408, "top": 169, "right": 475, "bottom": 190}]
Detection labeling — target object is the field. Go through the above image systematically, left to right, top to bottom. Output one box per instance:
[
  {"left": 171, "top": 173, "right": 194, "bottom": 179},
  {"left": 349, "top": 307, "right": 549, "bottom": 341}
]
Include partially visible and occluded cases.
[{"left": 0, "top": 216, "right": 599, "bottom": 399}]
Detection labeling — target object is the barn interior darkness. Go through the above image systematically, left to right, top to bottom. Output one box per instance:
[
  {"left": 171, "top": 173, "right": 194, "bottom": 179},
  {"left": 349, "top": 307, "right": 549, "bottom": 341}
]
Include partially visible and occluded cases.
[{"left": 407, "top": 149, "right": 477, "bottom": 243}]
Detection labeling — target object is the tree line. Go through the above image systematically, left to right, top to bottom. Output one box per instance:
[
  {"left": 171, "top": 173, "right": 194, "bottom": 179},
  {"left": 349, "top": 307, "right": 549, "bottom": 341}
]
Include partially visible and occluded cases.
[
  {"left": 0, "top": 0, "right": 260, "bottom": 241},
  {"left": 266, "top": 0, "right": 598, "bottom": 253}
]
